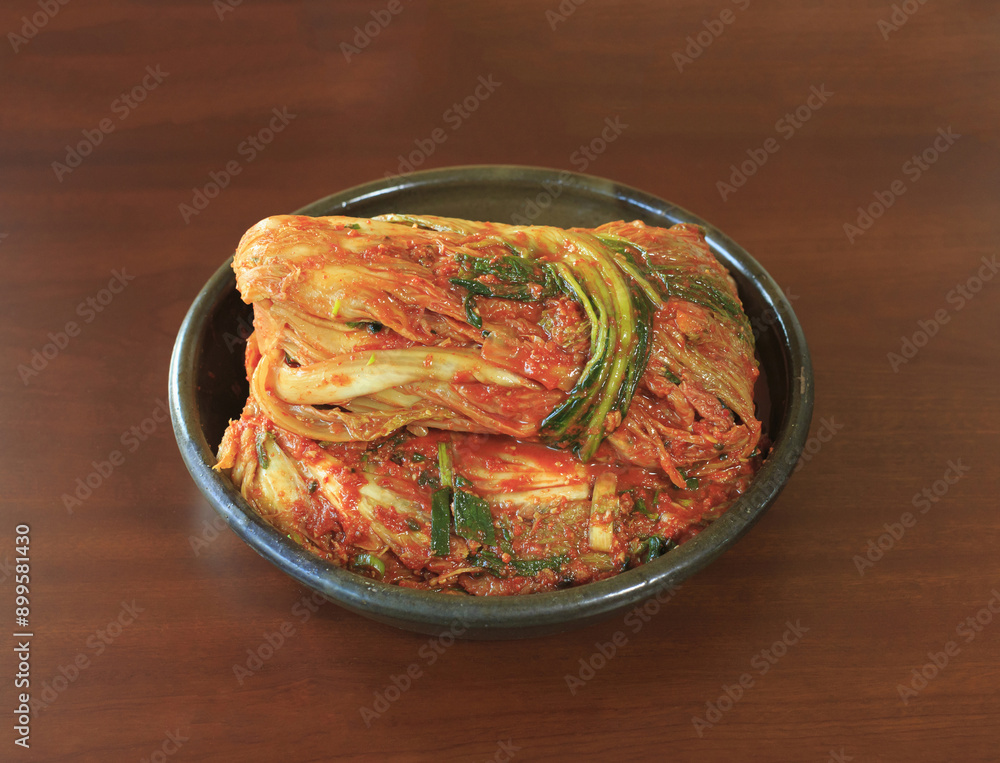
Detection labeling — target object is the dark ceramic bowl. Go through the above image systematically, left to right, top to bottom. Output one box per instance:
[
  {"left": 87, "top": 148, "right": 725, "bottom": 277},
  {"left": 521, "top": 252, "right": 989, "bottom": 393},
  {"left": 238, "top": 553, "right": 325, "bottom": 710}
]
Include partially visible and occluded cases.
[{"left": 169, "top": 165, "right": 813, "bottom": 639}]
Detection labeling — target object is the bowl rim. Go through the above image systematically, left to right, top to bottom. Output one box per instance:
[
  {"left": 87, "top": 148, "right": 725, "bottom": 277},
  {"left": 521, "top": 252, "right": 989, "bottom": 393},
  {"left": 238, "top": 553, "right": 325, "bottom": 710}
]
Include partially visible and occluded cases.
[{"left": 169, "top": 164, "right": 814, "bottom": 637}]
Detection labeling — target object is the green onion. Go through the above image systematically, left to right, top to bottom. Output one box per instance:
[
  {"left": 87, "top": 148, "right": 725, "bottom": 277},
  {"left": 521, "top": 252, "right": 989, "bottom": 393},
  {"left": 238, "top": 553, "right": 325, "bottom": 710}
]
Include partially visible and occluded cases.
[
  {"left": 344, "top": 223, "right": 361, "bottom": 230},
  {"left": 537, "top": 232, "right": 656, "bottom": 461},
  {"left": 593, "top": 235, "right": 664, "bottom": 305},
  {"left": 449, "top": 252, "right": 562, "bottom": 302},
  {"left": 455, "top": 252, "right": 535, "bottom": 283},
  {"left": 642, "top": 261, "right": 743, "bottom": 320},
  {"left": 537, "top": 263, "right": 612, "bottom": 459},
  {"left": 450, "top": 278, "right": 492, "bottom": 297},
  {"left": 616, "top": 285, "right": 655, "bottom": 412},
  {"left": 463, "top": 293, "right": 482, "bottom": 329},
  {"left": 345, "top": 320, "right": 383, "bottom": 333},
  {"left": 664, "top": 369, "right": 682, "bottom": 385},
  {"left": 255, "top": 430, "right": 270, "bottom": 469},
  {"left": 386, "top": 431, "right": 408, "bottom": 448},
  {"left": 437, "top": 442, "right": 453, "bottom": 487},
  {"left": 411, "top": 453, "right": 425, "bottom": 462},
  {"left": 678, "top": 469, "right": 699, "bottom": 491},
  {"left": 417, "top": 470, "right": 440, "bottom": 489},
  {"left": 588, "top": 472, "right": 619, "bottom": 552},
  {"left": 307, "top": 480, "right": 319, "bottom": 494},
  {"left": 430, "top": 488, "right": 451, "bottom": 556},
  {"left": 452, "top": 489, "right": 496, "bottom": 544},
  {"left": 633, "top": 494, "right": 656, "bottom": 519},
  {"left": 496, "top": 524, "right": 515, "bottom": 555},
  {"left": 642, "top": 536, "right": 676, "bottom": 564},
  {"left": 471, "top": 549, "right": 569, "bottom": 578},
  {"left": 351, "top": 552, "right": 386, "bottom": 578}
]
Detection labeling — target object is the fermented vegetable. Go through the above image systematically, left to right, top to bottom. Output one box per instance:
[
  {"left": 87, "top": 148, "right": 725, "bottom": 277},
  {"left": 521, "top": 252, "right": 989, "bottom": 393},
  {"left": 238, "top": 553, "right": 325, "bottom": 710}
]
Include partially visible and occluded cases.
[{"left": 215, "top": 214, "right": 763, "bottom": 595}]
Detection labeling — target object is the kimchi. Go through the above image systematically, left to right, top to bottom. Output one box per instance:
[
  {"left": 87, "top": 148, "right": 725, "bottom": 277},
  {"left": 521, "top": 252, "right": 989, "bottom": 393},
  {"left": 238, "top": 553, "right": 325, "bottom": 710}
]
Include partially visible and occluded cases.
[{"left": 215, "top": 214, "right": 763, "bottom": 595}]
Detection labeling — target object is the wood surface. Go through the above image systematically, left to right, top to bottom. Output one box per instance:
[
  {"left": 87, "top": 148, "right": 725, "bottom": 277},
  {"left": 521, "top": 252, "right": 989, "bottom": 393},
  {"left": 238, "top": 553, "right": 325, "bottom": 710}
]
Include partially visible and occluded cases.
[{"left": 2, "top": 1, "right": 998, "bottom": 761}]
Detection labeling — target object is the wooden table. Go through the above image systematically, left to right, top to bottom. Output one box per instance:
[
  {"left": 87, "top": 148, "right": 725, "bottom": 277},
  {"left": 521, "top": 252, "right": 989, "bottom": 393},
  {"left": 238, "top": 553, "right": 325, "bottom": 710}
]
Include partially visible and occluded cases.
[{"left": 4, "top": 1, "right": 998, "bottom": 760}]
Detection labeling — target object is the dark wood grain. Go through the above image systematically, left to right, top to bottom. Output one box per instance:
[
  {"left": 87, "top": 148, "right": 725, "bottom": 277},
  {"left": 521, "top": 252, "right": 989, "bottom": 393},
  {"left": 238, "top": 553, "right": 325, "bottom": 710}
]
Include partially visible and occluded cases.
[{"left": 2, "top": 0, "right": 998, "bottom": 760}]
